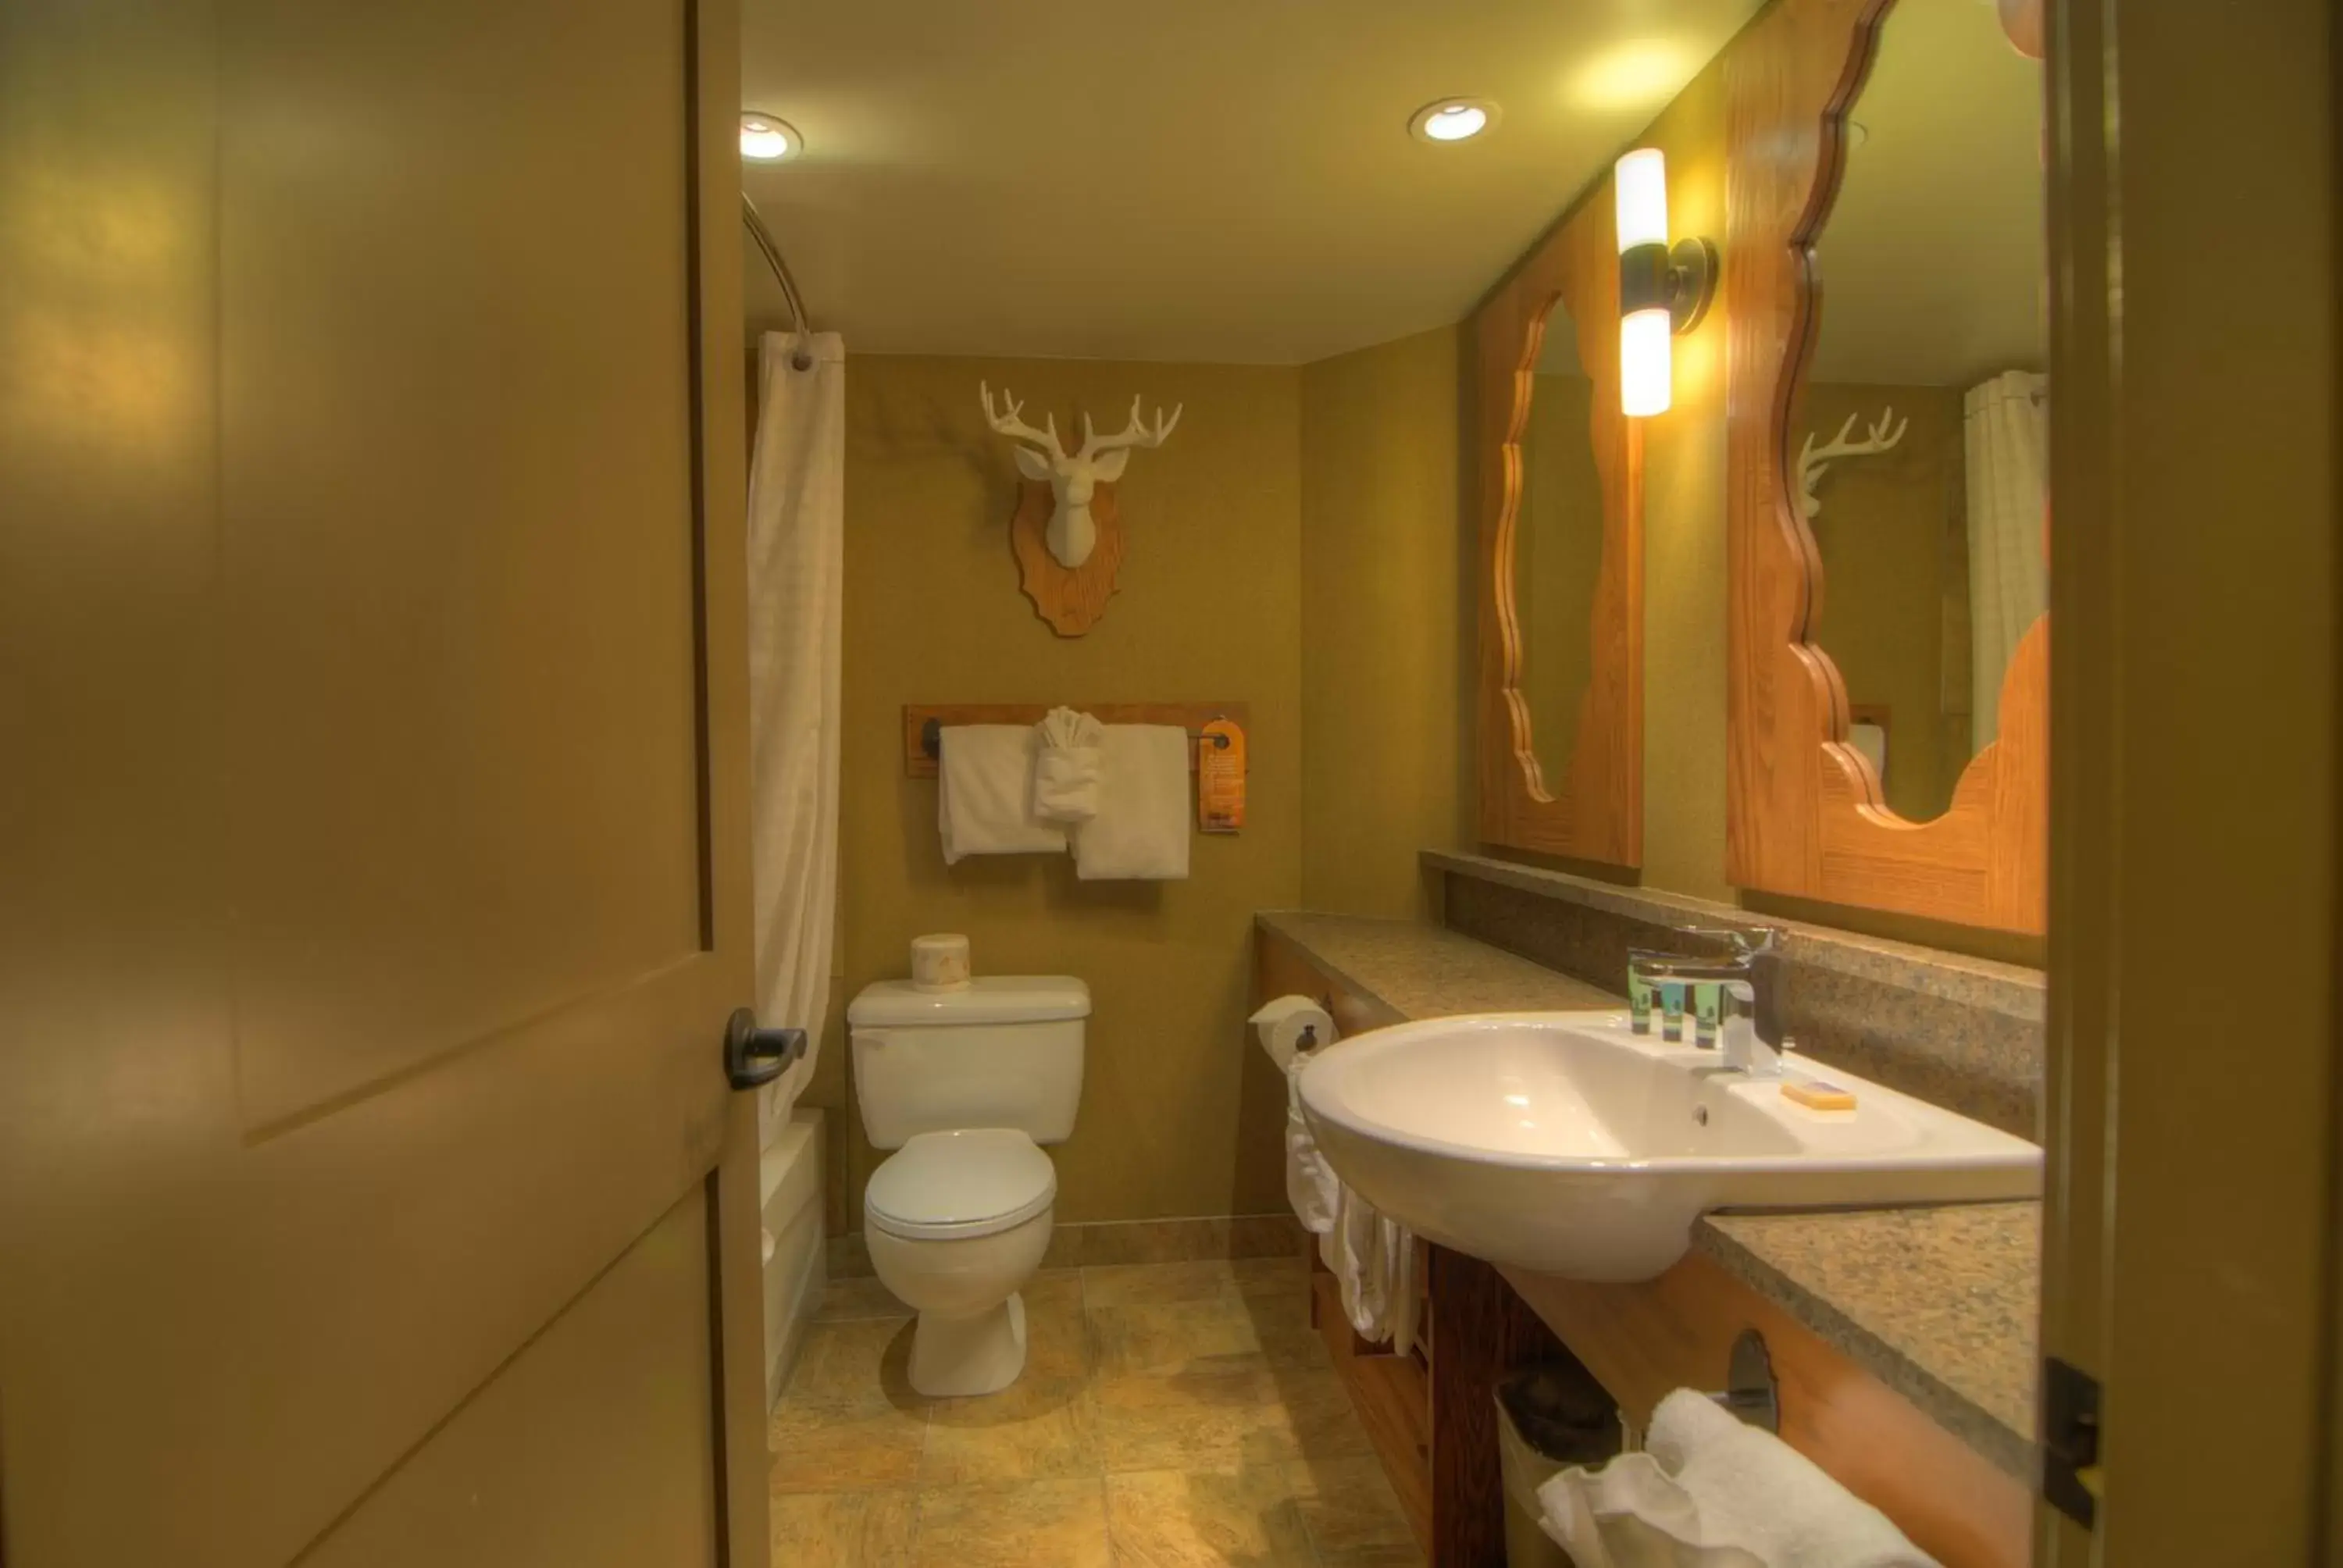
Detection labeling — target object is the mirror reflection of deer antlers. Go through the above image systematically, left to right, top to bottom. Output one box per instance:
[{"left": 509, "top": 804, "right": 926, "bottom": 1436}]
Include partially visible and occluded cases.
[
  {"left": 981, "top": 383, "right": 1182, "bottom": 568},
  {"left": 1795, "top": 406, "right": 1909, "bottom": 522}
]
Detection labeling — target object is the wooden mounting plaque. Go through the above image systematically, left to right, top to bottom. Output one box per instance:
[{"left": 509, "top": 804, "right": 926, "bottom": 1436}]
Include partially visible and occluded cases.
[
  {"left": 1011, "top": 479, "right": 1125, "bottom": 636},
  {"left": 902, "top": 701, "right": 1249, "bottom": 779}
]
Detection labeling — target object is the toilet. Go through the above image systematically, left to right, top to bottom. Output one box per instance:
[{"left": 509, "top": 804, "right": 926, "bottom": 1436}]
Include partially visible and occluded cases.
[{"left": 847, "top": 974, "right": 1089, "bottom": 1398}]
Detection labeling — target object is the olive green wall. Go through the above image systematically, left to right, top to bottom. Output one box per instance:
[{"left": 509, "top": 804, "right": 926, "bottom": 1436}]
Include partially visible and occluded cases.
[
  {"left": 1632, "top": 46, "right": 1735, "bottom": 905},
  {"left": 1297, "top": 326, "right": 1468, "bottom": 919},
  {"left": 818, "top": 353, "right": 1301, "bottom": 1227}
]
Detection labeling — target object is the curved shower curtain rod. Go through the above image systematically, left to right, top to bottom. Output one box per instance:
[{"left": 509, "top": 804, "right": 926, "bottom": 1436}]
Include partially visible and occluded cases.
[{"left": 741, "top": 193, "right": 815, "bottom": 366}]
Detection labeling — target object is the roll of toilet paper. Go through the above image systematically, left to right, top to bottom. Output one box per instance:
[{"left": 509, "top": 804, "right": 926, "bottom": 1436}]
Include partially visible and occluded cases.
[
  {"left": 911, "top": 932, "right": 972, "bottom": 991},
  {"left": 1248, "top": 995, "right": 1336, "bottom": 1071}
]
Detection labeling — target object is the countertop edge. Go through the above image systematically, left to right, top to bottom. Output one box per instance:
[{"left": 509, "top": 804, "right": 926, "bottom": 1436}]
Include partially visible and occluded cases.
[
  {"left": 1254, "top": 911, "right": 1410, "bottom": 1029},
  {"left": 1689, "top": 1221, "right": 2036, "bottom": 1482}
]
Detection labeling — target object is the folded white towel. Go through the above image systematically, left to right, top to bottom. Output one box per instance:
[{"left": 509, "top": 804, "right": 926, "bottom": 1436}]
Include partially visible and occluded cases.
[
  {"left": 1032, "top": 706, "right": 1106, "bottom": 823},
  {"left": 937, "top": 725, "right": 1068, "bottom": 865},
  {"left": 1071, "top": 725, "right": 1190, "bottom": 880},
  {"left": 1539, "top": 1388, "right": 1938, "bottom": 1568}
]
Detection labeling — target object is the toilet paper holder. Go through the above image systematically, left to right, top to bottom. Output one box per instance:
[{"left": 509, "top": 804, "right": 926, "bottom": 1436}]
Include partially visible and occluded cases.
[{"left": 1706, "top": 1328, "right": 1779, "bottom": 1433}]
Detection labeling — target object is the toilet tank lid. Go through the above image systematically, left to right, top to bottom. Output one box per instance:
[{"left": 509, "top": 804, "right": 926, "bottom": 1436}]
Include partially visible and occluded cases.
[{"left": 849, "top": 975, "right": 1090, "bottom": 1027}]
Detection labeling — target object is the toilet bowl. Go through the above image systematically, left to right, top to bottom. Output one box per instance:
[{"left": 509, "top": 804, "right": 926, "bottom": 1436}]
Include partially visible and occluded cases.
[
  {"left": 848, "top": 972, "right": 1089, "bottom": 1400},
  {"left": 864, "top": 1127, "right": 1057, "bottom": 1398}
]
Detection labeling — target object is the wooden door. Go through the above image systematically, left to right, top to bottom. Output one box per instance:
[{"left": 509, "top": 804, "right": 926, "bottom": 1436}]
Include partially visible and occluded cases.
[
  {"left": 0, "top": 0, "right": 768, "bottom": 1563},
  {"left": 2039, "top": 0, "right": 2338, "bottom": 1563}
]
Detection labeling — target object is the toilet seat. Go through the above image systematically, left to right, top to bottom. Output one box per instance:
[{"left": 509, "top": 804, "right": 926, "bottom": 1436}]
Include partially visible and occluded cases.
[{"left": 865, "top": 1128, "right": 1055, "bottom": 1242}]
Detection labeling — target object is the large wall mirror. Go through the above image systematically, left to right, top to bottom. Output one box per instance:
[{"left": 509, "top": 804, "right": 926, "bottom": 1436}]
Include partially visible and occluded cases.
[
  {"left": 1725, "top": 0, "right": 2047, "bottom": 932},
  {"left": 1474, "top": 183, "right": 1642, "bottom": 867},
  {"left": 1515, "top": 304, "right": 1607, "bottom": 802}
]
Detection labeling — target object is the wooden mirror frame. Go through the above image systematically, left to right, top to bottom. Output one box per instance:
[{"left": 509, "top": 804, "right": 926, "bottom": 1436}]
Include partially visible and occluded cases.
[
  {"left": 1723, "top": 0, "right": 2047, "bottom": 934},
  {"left": 1474, "top": 182, "right": 1643, "bottom": 867}
]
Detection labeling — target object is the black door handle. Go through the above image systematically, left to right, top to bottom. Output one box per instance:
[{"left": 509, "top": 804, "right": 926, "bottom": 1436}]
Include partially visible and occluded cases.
[{"left": 724, "top": 1007, "right": 808, "bottom": 1090}]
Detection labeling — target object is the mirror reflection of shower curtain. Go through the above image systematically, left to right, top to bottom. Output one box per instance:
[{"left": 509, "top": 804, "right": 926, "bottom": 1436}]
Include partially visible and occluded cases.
[
  {"left": 747, "top": 330, "right": 844, "bottom": 1147},
  {"left": 1963, "top": 369, "right": 2048, "bottom": 751}
]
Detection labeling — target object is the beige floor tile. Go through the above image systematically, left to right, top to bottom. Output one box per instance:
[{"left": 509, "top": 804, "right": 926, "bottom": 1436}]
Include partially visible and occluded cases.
[
  {"left": 1077, "top": 1217, "right": 1229, "bottom": 1268},
  {"left": 1225, "top": 1253, "right": 1311, "bottom": 1297},
  {"left": 1081, "top": 1260, "right": 1245, "bottom": 1308},
  {"left": 1023, "top": 1272, "right": 1095, "bottom": 1381},
  {"left": 814, "top": 1274, "right": 914, "bottom": 1323},
  {"left": 1087, "top": 1293, "right": 1328, "bottom": 1381},
  {"left": 787, "top": 1317, "right": 922, "bottom": 1403},
  {"left": 1093, "top": 1365, "right": 1371, "bottom": 1474},
  {"left": 1268, "top": 1366, "right": 1379, "bottom": 1462},
  {"left": 921, "top": 1377, "right": 1101, "bottom": 1488},
  {"left": 769, "top": 1389, "right": 930, "bottom": 1494},
  {"left": 1286, "top": 1455, "right": 1425, "bottom": 1566},
  {"left": 1103, "top": 1466, "right": 1318, "bottom": 1567},
  {"left": 912, "top": 1477, "right": 1112, "bottom": 1567},
  {"left": 769, "top": 1490, "right": 919, "bottom": 1566}
]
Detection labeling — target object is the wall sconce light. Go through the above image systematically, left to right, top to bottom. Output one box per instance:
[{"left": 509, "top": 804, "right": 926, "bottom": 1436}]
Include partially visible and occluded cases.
[{"left": 1614, "top": 148, "right": 1718, "bottom": 416}]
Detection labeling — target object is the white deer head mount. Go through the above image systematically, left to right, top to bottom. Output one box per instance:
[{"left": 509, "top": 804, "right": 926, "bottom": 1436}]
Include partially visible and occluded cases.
[
  {"left": 981, "top": 383, "right": 1182, "bottom": 568},
  {"left": 1796, "top": 407, "right": 1910, "bottom": 522}
]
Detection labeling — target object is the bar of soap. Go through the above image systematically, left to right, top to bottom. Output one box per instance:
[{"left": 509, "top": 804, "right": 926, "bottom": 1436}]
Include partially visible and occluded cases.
[{"left": 1782, "top": 1079, "right": 1856, "bottom": 1111}]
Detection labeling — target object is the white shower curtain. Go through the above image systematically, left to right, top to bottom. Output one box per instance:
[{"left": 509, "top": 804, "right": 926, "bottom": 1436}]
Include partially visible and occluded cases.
[
  {"left": 747, "top": 330, "right": 844, "bottom": 1148},
  {"left": 1963, "top": 369, "right": 2048, "bottom": 750}
]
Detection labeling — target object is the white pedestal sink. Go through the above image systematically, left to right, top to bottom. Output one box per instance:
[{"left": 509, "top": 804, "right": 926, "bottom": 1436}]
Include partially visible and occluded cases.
[{"left": 1297, "top": 1010, "right": 2040, "bottom": 1282}]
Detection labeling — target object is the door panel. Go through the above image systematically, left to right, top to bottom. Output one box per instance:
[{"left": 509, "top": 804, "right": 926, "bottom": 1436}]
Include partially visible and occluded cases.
[
  {"left": 0, "top": 0, "right": 761, "bottom": 1563},
  {"left": 219, "top": 0, "right": 705, "bottom": 1126},
  {"left": 304, "top": 1188, "right": 718, "bottom": 1568}
]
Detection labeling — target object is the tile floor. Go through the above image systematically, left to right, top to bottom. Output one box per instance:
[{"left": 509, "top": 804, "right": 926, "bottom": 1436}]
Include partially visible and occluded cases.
[{"left": 769, "top": 1256, "right": 1425, "bottom": 1566}]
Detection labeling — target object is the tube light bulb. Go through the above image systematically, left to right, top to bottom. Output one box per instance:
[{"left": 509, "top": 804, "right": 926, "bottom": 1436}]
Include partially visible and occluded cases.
[
  {"left": 1615, "top": 148, "right": 1669, "bottom": 252},
  {"left": 1621, "top": 308, "right": 1673, "bottom": 417}
]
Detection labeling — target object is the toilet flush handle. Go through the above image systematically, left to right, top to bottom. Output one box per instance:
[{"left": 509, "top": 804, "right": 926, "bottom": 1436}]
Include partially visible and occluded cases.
[{"left": 724, "top": 1007, "right": 808, "bottom": 1090}]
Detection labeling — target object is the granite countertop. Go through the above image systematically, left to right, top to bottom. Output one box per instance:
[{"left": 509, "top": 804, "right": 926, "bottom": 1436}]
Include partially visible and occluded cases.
[
  {"left": 1257, "top": 909, "right": 2041, "bottom": 1482},
  {"left": 1257, "top": 909, "right": 1624, "bottom": 1022}
]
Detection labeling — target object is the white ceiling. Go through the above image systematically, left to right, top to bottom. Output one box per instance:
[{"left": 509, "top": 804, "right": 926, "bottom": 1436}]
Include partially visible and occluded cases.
[
  {"left": 740, "top": 0, "right": 1765, "bottom": 365},
  {"left": 1808, "top": 0, "right": 2046, "bottom": 387}
]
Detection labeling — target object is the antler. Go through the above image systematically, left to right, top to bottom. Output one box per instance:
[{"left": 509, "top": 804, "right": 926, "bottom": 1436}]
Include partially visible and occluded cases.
[
  {"left": 979, "top": 382, "right": 1068, "bottom": 461},
  {"left": 1076, "top": 395, "right": 1183, "bottom": 461},
  {"left": 1795, "top": 407, "right": 1910, "bottom": 519}
]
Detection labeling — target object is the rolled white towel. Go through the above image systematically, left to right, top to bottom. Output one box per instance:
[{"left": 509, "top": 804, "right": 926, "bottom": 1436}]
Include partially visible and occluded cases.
[
  {"left": 1032, "top": 706, "right": 1105, "bottom": 822},
  {"left": 1538, "top": 1388, "right": 1938, "bottom": 1568}
]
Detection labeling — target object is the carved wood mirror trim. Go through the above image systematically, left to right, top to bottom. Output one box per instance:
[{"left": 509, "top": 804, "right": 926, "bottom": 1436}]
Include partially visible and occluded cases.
[
  {"left": 1724, "top": 0, "right": 2047, "bottom": 934},
  {"left": 1474, "top": 184, "right": 1643, "bottom": 867}
]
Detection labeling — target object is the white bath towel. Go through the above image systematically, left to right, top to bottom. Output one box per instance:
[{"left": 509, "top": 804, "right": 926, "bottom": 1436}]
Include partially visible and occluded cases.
[
  {"left": 1031, "top": 706, "right": 1106, "bottom": 823},
  {"left": 937, "top": 725, "right": 1068, "bottom": 864},
  {"left": 1071, "top": 725, "right": 1190, "bottom": 880},
  {"left": 1285, "top": 1056, "right": 1341, "bottom": 1236},
  {"left": 1319, "top": 1184, "right": 1419, "bottom": 1357},
  {"left": 1538, "top": 1388, "right": 1938, "bottom": 1568}
]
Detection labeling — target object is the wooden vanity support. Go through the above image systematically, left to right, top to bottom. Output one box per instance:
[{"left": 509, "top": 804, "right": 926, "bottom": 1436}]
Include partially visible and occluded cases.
[
  {"left": 1257, "top": 923, "right": 2033, "bottom": 1568},
  {"left": 1506, "top": 1258, "right": 2031, "bottom": 1568}
]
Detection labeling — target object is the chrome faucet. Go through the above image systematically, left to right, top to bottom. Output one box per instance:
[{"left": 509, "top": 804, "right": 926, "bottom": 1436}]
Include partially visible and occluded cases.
[{"left": 1653, "top": 928, "right": 1788, "bottom": 1078}]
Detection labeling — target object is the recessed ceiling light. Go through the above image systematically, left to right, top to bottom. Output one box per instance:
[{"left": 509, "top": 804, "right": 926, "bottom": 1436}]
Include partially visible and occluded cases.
[
  {"left": 1408, "top": 98, "right": 1499, "bottom": 145},
  {"left": 740, "top": 112, "right": 801, "bottom": 162}
]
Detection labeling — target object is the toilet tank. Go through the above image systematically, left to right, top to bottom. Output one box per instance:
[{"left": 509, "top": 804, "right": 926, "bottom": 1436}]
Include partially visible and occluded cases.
[{"left": 847, "top": 976, "right": 1089, "bottom": 1150}]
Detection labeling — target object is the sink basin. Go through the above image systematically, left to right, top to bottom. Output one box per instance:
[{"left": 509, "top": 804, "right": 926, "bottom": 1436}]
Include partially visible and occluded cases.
[{"left": 1297, "top": 1010, "right": 2040, "bottom": 1281}]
